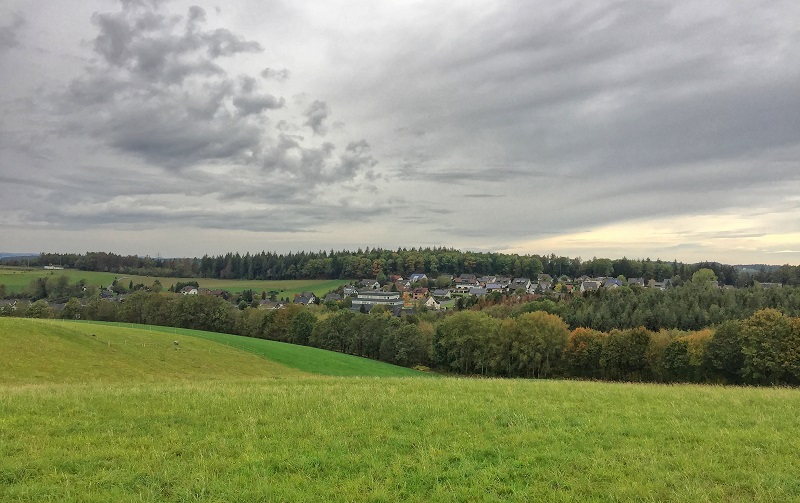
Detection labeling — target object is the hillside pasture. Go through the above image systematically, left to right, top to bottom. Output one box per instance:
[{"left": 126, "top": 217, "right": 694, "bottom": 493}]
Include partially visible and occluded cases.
[
  {"left": 0, "top": 266, "right": 350, "bottom": 297},
  {"left": 0, "top": 318, "right": 305, "bottom": 385},
  {"left": 2, "top": 318, "right": 799, "bottom": 502},
  {"left": 77, "top": 321, "right": 427, "bottom": 377}
]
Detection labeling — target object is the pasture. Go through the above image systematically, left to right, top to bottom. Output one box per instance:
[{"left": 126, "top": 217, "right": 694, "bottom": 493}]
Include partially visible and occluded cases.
[
  {"left": 0, "top": 266, "right": 349, "bottom": 297},
  {"left": 2, "top": 319, "right": 799, "bottom": 502}
]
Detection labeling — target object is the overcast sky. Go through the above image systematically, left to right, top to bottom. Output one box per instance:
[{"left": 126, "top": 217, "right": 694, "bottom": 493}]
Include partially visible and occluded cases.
[{"left": 2, "top": 0, "right": 799, "bottom": 264}]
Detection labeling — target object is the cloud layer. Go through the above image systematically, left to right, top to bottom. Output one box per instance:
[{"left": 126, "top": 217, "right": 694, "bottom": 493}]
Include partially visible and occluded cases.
[{"left": 1, "top": 0, "right": 799, "bottom": 262}]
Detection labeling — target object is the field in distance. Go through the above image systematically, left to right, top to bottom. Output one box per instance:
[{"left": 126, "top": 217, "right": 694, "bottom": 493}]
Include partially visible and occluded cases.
[
  {"left": 0, "top": 266, "right": 349, "bottom": 297},
  {"left": 2, "top": 319, "right": 799, "bottom": 502}
]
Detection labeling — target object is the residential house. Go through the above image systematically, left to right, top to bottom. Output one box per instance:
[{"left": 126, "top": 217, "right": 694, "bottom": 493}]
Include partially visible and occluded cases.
[
  {"left": 409, "top": 273, "right": 427, "bottom": 283},
  {"left": 455, "top": 274, "right": 477, "bottom": 285},
  {"left": 511, "top": 277, "right": 532, "bottom": 291},
  {"left": 627, "top": 277, "right": 645, "bottom": 287},
  {"left": 602, "top": 278, "right": 623, "bottom": 289},
  {"left": 360, "top": 279, "right": 381, "bottom": 290},
  {"left": 394, "top": 279, "right": 411, "bottom": 292},
  {"left": 580, "top": 281, "right": 600, "bottom": 292},
  {"left": 485, "top": 283, "right": 505, "bottom": 294},
  {"left": 453, "top": 284, "right": 473, "bottom": 294},
  {"left": 180, "top": 286, "right": 199, "bottom": 295},
  {"left": 343, "top": 286, "right": 359, "bottom": 296},
  {"left": 412, "top": 287, "right": 429, "bottom": 300},
  {"left": 469, "top": 287, "right": 487, "bottom": 296},
  {"left": 432, "top": 289, "right": 452, "bottom": 299},
  {"left": 294, "top": 292, "right": 317, "bottom": 305},
  {"left": 323, "top": 293, "right": 341, "bottom": 302},
  {"left": 424, "top": 296, "right": 441, "bottom": 310},
  {"left": 258, "top": 300, "right": 285, "bottom": 310}
]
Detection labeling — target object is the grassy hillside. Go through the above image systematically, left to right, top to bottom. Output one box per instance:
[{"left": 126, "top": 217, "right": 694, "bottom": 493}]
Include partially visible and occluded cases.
[
  {"left": 0, "top": 266, "right": 349, "bottom": 297},
  {"left": 0, "top": 318, "right": 305, "bottom": 384},
  {"left": 2, "top": 318, "right": 799, "bottom": 501},
  {"left": 80, "top": 321, "right": 427, "bottom": 377},
  {"left": 2, "top": 377, "right": 799, "bottom": 502}
]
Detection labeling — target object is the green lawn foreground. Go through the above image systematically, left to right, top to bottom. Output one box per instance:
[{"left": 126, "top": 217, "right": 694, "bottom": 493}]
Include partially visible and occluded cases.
[{"left": 1, "top": 378, "right": 799, "bottom": 502}]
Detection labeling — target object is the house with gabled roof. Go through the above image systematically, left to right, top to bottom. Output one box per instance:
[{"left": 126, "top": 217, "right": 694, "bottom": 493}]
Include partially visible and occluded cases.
[
  {"left": 409, "top": 273, "right": 427, "bottom": 283},
  {"left": 455, "top": 274, "right": 477, "bottom": 284},
  {"left": 511, "top": 277, "right": 532, "bottom": 291},
  {"left": 360, "top": 279, "right": 381, "bottom": 290},
  {"left": 485, "top": 283, "right": 505, "bottom": 294},
  {"left": 412, "top": 287, "right": 429, "bottom": 300},
  {"left": 432, "top": 289, "right": 452, "bottom": 299},
  {"left": 294, "top": 292, "right": 317, "bottom": 305},
  {"left": 424, "top": 296, "right": 441, "bottom": 310}
]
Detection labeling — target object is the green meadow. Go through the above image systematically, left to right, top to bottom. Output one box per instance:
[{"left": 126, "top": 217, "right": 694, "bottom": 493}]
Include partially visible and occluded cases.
[
  {"left": 0, "top": 266, "right": 349, "bottom": 297},
  {"left": 2, "top": 319, "right": 800, "bottom": 502}
]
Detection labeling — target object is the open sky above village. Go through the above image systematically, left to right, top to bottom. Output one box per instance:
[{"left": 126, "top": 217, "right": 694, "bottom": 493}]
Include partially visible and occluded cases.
[{"left": 1, "top": 0, "right": 799, "bottom": 264}]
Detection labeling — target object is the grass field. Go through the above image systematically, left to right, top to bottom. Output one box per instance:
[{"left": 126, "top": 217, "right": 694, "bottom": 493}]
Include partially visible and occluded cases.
[
  {"left": 0, "top": 266, "right": 350, "bottom": 297},
  {"left": 0, "top": 319, "right": 424, "bottom": 381},
  {"left": 2, "top": 319, "right": 800, "bottom": 502},
  {"left": 74, "top": 320, "right": 426, "bottom": 377}
]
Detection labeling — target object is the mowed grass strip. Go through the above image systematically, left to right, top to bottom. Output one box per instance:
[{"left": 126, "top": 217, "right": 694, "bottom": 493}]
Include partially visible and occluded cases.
[
  {"left": 0, "top": 267, "right": 349, "bottom": 297},
  {"left": 0, "top": 318, "right": 305, "bottom": 385},
  {"left": 79, "top": 320, "right": 427, "bottom": 377},
  {"left": 1, "top": 378, "right": 799, "bottom": 502}
]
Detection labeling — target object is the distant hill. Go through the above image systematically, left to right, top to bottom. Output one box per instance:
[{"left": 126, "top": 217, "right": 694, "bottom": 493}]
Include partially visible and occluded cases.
[
  {"left": 0, "top": 252, "right": 38, "bottom": 260},
  {"left": 735, "top": 264, "right": 782, "bottom": 273}
]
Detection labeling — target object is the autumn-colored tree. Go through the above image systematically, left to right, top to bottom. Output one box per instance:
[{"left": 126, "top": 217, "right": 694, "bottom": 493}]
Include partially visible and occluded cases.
[{"left": 563, "top": 327, "right": 606, "bottom": 379}]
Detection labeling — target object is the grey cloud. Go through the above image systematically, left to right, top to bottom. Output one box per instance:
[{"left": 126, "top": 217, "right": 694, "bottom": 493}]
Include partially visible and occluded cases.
[
  {"left": 58, "top": 1, "right": 374, "bottom": 193},
  {"left": 0, "top": 12, "right": 24, "bottom": 51},
  {"left": 203, "top": 28, "right": 262, "bottom": 58},
  {"left": 261, "top": 67, "right": 290, "bottom": 81},
  {"left": 233, "top": 93, "right": 284, "bottom": 115},
  {"left": 304, "top": 100, "right": 330, "bottom": 135}
]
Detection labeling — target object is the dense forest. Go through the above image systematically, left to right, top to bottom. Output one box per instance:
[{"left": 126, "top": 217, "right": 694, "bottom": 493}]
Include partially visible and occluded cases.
[{"left": 6, "top": 249, "right": 800, "bottom": 285}]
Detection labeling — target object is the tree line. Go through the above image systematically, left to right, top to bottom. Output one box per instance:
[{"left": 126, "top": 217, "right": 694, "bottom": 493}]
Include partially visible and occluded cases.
[
  {"left": 7, "top": 249, "right": 800, "bottom": 285},
  {"left": 4, "top": 290, "right": 800, "bottom": 386}
]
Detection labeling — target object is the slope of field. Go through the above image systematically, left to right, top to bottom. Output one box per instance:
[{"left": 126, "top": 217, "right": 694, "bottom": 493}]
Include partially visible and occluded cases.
[
  {"left": 0, "top": 266, "right": 349, "bottom": 297},
  {"left": 0, "top": 318, "right": 305, "bottom": 385},
  {"left": 82, "top": 321, "right": 427, "bottom": 377},
  {"left": 2, "top": 377, "right": 799, "bottom": 502}
]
